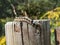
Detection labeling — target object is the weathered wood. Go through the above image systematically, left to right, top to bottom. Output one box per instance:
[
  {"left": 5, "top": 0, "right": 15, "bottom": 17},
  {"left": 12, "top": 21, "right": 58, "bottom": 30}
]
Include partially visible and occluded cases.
[
  {"left": 5, "top": 19, "right": 50, "bottom": 45},
  {"left": 33, "top": 20, "right": 50, "bottom": 45},
  {"left": 39, "top": 20, "right": 50, "bottom": 45},
  {"left": 5, "top": 22, "right": 14, "bottom": 45},
  {"left": 5, "top": 22, "right": 22, "bottom": 45},
  {"left": 13, "top": 22, "right": 22, "bottom": 45},
  {"left": 22, "top": 22, "right": 30, "bottom": 45},
  {"left": 28, "top": 24, "right": 37, "bottom": 45},
  {"left": 55, "top": 27, "right": 60, "bottom": 45}
]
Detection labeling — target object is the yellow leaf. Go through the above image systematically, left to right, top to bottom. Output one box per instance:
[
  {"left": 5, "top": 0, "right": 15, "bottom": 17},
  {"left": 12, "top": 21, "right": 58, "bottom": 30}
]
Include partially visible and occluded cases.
[
  {"left": 51, "top": 29, "right": 54, "bottom": 33},
  {"left": 0, "top": 37, "right": 6, "bottom": 44}
]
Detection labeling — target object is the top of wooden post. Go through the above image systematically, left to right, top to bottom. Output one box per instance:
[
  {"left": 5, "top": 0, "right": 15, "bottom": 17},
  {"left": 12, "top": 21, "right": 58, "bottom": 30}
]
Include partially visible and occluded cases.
[{"left": 14, "top": 17, "right": 32, "bottom": 24}]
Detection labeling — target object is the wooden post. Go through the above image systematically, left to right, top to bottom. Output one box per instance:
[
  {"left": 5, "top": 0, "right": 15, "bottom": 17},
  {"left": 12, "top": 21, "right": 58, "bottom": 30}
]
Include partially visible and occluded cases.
[
  {"left": 5, "top": 19, "right": 50, "bottom": 45},
  {"left": 33, "top": 20, "right": 50, "bottom": 45},
  {"left": 5, "top": 22, "right": 14, "bottom": 45},
  {"left": 55, "top": 27, "right": 60, "bottom": 45}
]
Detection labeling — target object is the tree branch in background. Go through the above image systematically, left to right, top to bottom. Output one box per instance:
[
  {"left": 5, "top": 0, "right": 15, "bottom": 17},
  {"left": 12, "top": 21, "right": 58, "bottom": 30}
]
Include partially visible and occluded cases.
[
  {"left": 10, "top": 4, "right": 17, "bottom": 17},
  {"left": 21, "top": 10, "right": 28, "bottom": 17}
]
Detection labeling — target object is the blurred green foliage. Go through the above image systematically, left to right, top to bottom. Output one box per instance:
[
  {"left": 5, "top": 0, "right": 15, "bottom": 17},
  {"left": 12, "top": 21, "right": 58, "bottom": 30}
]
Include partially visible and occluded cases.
[
  {"left": 0, "top": 0, "right": 59, "bottom": 18},
  {"left": 0, "top": 19, "right": 6, "bottom": 37}
]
